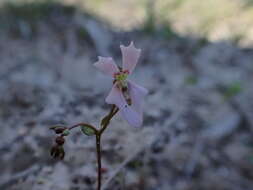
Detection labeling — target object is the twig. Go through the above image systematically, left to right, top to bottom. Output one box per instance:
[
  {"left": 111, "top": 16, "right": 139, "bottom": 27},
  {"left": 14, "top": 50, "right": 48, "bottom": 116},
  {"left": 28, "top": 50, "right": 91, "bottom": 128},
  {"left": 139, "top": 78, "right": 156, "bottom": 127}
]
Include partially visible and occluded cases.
[
  {"left": 74, "top": 13, "right": 111, "bottom": 55},
  {"left": 96, "top": 105, "right": 118, "bottom": 190},
  {"left": 101, "top": 111, "right": 183, "bottom": 190},
  {"left": 0, "top": 135, "right": 25, "bottom": 152},
  {"left": 185, "top": 136, "right": 205, "bottom": 176},
  {"left": 101, "top": 146, "right": 143, "bottom": 190},
  {"left": 0, "top": 165, "right": 40, "bottom": 189}
]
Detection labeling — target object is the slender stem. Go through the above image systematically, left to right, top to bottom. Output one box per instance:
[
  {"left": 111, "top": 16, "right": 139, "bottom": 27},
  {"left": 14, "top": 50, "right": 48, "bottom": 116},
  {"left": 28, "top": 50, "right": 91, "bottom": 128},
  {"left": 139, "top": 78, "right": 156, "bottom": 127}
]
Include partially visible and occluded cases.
[
  {"left": 66, "top": 105, "right": 119, "bottom": 190},
  {"left": 95, "top": 105, "right": 119, "bottom": 190},
  {"left": 99, "top": 106, "right": 119, "bottom": 135},
  {"left": 68, "top": 122, "right": 98, "bottom": 133},
  {"left": 96, "top": 134, "right": 102, "bottom": 190}
]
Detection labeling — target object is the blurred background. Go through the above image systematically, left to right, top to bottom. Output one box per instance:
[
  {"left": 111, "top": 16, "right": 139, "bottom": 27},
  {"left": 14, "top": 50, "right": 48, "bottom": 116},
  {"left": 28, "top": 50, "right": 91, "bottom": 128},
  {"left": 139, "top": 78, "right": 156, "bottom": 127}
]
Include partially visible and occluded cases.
[{"left": 0, "top": 0, "right": 253, "bottom": 189}]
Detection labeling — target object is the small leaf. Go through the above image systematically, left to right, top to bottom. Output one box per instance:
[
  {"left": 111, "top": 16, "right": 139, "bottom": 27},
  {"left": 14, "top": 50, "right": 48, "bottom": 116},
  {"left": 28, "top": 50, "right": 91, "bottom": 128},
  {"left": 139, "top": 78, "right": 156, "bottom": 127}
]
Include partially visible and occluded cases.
[
  {"left": 81, "top": 125, "right": 96, "bottom": 136},
  {"left": 62, "top": 129, "right": 70, "bottom": 136}
]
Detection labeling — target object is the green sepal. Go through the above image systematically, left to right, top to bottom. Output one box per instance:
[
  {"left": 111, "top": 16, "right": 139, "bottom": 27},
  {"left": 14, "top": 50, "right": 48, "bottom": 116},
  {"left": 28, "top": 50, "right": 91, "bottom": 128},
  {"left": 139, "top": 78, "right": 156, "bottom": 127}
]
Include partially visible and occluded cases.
[
  {"left": 100, "top": 115, "right": 110, "bottom": 127},
  {"left": 50, "top": 125, "right": 65, "bottom": 130},
  {"left": 62, "top": 129, "right": 70, "bottom": 136}
]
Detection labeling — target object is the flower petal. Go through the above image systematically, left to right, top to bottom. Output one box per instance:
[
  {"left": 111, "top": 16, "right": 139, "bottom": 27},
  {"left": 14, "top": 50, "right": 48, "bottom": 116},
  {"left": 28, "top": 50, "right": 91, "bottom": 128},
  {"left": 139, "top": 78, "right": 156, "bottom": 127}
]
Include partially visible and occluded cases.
[
  {"left": 120, "top": 41, "right": 141, "bottom": 74},
  {"left": 94, "top": 56, "right": 119, "bottom": 77},
  {"left": 128, "top": 81, "right": 148, "bottom": 114},
  {"left": 105, "top": 83, "right": 127, "bottom": 109},
  {"left": 105, "top": 83, "right": 144, "bottom": 127},
  {"left": 119, "top": 106, "right": 142, "bottom": 127}
]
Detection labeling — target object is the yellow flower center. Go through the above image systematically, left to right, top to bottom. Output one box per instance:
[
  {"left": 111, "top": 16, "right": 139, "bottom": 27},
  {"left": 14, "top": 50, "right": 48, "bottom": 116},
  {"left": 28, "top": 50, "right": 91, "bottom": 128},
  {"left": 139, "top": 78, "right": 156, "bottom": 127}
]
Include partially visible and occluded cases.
[
  {"left": 114, "top": 70, "right": 131, "bottom": 105},
  {"left": 114, "top": 70, "right": 129, "bottom": 87},
  {"left": 114, "top": 70, "right": 129, "bottom": 88},
  {"left": 114, "top": 71, "right": 128, "bottom": 82}
]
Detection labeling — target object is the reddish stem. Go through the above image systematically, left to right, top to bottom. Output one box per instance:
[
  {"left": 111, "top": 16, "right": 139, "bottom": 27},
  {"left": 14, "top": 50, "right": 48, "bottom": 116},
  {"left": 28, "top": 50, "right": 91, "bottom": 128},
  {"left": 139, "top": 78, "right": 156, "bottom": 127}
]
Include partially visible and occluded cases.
[
  {"left": 63, "top": 105, "right": 119, "bottom": 190},
  {"left": 96, "top": 134, "right": 102, "bottom": 190}
]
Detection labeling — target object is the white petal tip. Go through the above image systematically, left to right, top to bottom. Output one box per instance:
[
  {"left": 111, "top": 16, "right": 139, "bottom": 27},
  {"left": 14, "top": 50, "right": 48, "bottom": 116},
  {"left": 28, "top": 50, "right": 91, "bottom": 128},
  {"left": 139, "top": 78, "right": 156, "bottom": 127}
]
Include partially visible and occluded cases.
[
  {"left": 129, "top": 41, "right": 141, "bottom": 50},
  {"left": 120, "top": 42, "right": 141, "bottom": 51}
]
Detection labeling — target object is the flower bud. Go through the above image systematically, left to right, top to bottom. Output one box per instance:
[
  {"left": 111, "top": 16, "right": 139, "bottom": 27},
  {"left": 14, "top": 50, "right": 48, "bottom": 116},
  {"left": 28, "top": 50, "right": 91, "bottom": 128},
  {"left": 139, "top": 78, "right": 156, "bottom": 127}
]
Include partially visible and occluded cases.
[
  {"left": 50, "top": 125, "right": 67, "bottom": 134},
  {"left": 55, "top": 127, "right": 66, "bottom": 134},
  {"left": 55, "top": 136, "right": 65, "bottom": 145},
  {"left": 50, "top": 145, "right": 65, "bottom": 160}
]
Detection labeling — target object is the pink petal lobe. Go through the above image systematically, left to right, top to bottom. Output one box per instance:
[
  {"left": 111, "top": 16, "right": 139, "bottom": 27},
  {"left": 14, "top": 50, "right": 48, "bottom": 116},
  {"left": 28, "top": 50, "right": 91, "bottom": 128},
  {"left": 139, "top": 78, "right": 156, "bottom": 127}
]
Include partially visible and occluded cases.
[
  {"left": 120, "top": 41, "right": 141, "bottom": 74},
  {"left": 94, "top": 56, "right": 119, "bottom": 77},
  {"left": 128, "top": 81, "right": 148, "bottom": 114},
  {"left": 105, "top": 83, "right": 144, "bottom": 127},
  {"left": 105, "top": 84, "right": 127, "bottom": 109},
  {"left": 119, "top": 106, "right": 142, "bottom": 127}
]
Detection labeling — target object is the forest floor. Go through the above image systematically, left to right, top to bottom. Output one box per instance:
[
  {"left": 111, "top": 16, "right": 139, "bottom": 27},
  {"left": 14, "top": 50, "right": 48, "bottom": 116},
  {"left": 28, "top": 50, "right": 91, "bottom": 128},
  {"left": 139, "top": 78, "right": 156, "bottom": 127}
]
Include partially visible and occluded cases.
[{"left": 0, "top": 3, "right": 253, "bottom": 190}]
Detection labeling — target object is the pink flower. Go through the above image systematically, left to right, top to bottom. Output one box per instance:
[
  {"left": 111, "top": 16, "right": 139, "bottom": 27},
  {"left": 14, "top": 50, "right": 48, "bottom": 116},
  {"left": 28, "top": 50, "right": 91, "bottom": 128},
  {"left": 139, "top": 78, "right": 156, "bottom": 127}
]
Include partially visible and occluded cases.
[{"left": 94, "top": 42, "right": 148, "bottom": 127}]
